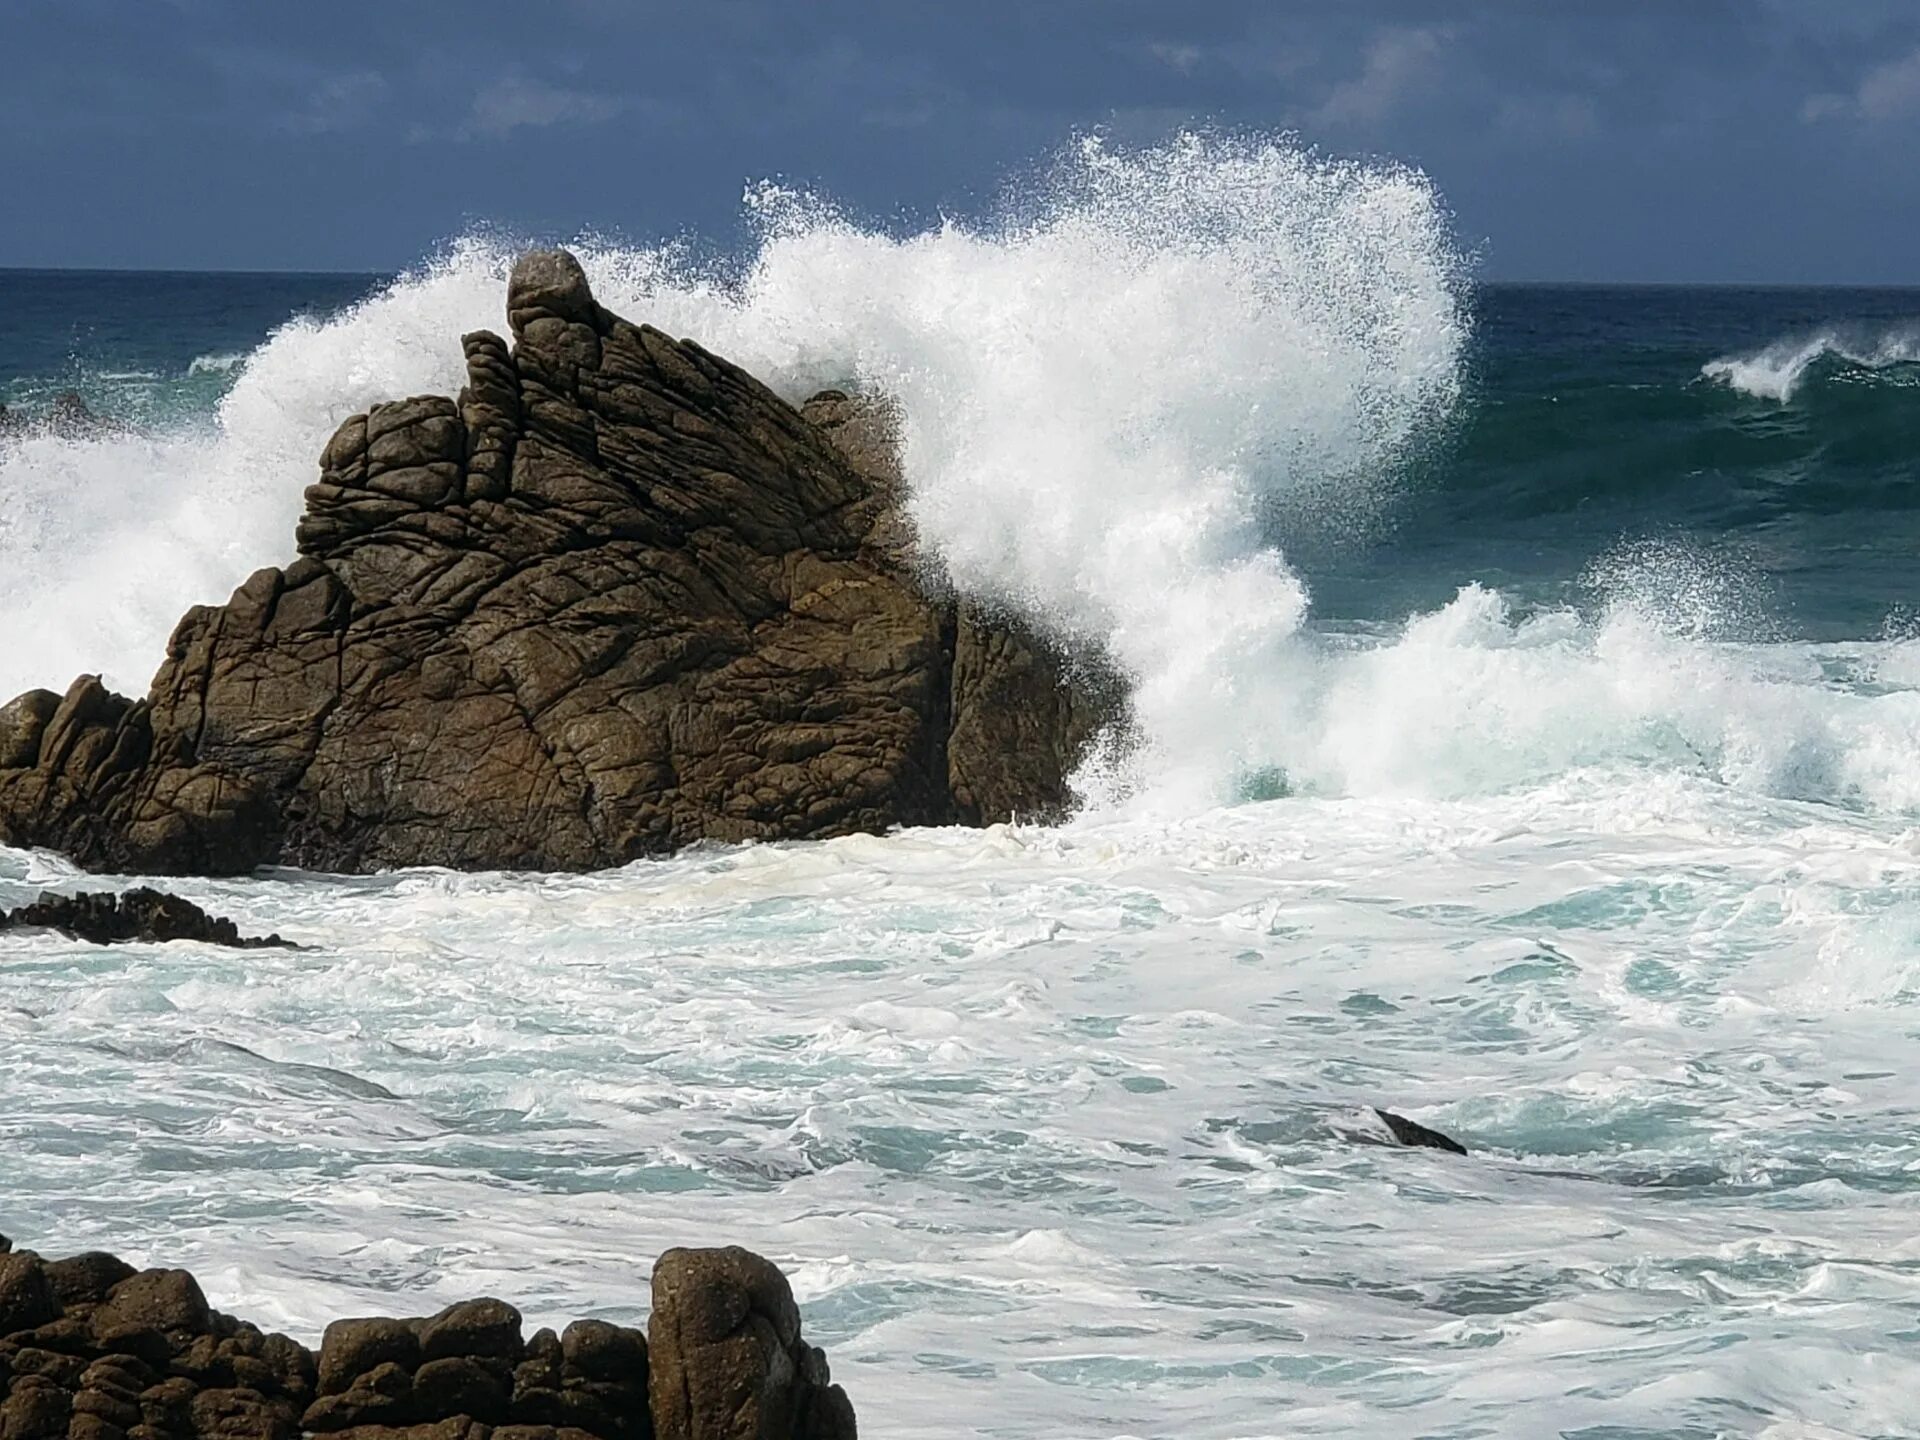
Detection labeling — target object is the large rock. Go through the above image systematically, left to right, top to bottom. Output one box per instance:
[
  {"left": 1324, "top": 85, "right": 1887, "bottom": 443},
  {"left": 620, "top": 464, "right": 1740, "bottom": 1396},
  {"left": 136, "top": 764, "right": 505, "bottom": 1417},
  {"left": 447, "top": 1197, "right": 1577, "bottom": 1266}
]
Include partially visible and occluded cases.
[
  {"left": 0, "top": 251, "right": 1123, "bottom": 876},
  {"left": 646, "top": 1248, "right": 852, "bottom": 1440}
]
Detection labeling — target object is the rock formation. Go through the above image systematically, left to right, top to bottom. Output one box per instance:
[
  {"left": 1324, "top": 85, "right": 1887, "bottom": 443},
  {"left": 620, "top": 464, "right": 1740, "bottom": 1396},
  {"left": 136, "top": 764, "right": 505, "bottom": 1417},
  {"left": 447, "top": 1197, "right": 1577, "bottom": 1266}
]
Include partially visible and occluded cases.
[
  {"left": 0, "top": 250, "right": 1122, "bottom": 876},
  {"left": 0, "top": 888, "right": 288, "bottom": 948},
  {"left": 1373, "top": 1108, "right": 1468, "bottom": 1156},
  {"left": 0, "top": 1236, "right": 853, "bottom": 1440}
]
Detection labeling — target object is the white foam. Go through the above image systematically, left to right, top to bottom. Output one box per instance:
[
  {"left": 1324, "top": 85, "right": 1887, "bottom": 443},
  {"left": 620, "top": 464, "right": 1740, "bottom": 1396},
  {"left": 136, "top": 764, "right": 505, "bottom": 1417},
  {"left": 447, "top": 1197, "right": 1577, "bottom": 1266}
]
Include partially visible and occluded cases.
[
  {"left": 0, "top": 134, "right": 1466, "bottom": 818},
  {"left": 1703, "top": 324, "right": 1920, "bottom": 402},
  {"left": 185, "top": 351, "right": 247, "bottom": 377},
  {"left": 8, "top": 777, "right": 1920, "bottom": 1434}
]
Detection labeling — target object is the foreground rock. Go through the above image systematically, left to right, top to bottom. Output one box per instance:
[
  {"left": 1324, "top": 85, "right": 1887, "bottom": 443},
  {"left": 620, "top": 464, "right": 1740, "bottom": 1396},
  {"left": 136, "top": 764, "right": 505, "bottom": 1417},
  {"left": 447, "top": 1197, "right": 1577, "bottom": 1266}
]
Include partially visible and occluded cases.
[
  {"left": 0, "top": 250, "right": 1121, "bottom": 876},
  {"left": 0, "top": 888, "right": 287, "bottom": 948},
  {"left": 0, "top": 1236, "right": 853, "bottom": 1440}
]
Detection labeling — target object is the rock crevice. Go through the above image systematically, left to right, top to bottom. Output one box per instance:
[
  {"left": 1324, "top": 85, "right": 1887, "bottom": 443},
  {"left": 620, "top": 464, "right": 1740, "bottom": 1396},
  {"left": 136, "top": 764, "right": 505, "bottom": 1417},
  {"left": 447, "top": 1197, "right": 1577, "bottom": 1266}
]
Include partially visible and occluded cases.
[{"left": 0, "top": 250, "right": 1123, "bottom": 876}]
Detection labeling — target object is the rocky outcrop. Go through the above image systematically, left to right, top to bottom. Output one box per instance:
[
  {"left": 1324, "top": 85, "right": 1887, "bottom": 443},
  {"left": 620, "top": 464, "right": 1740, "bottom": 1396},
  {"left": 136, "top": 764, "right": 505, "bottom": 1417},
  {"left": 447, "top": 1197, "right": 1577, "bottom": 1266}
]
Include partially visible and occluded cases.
[
  {"left": 0, "top": 250, "right": 1123, "bottom": 876},
  {"left": 0, "top": 888, "right": 288, "bottom": 948},
  {"left": 0, "top": 1237, "right": 853, "bottom": 1440}
]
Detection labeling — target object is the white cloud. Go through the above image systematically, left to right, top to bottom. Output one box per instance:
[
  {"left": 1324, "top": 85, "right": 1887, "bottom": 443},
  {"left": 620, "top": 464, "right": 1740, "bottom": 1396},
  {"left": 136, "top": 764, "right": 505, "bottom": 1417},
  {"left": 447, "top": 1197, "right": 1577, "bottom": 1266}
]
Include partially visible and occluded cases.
[
  {"left": 1311, "top": 26, "right": 1449, "bottom": 129},
  {"left": 1146, "top": 41, "right": 1204, "bottom": 76},
  {"left": 1803, "top": 45, "right": 1920, "bottom": 124},
  {"left": 281, "top": 70, "right": 388, "bottom": 136},
  {"left": 456, "top": 75, "right": 628, "bottom": 141}
]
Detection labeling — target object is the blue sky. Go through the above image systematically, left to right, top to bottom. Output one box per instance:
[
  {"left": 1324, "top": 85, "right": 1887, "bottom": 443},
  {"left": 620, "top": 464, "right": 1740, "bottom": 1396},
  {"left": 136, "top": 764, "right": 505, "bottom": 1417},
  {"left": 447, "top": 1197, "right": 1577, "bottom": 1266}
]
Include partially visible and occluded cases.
[{"left": 5, "top": 0, "right": 1920, "bottom": 281}]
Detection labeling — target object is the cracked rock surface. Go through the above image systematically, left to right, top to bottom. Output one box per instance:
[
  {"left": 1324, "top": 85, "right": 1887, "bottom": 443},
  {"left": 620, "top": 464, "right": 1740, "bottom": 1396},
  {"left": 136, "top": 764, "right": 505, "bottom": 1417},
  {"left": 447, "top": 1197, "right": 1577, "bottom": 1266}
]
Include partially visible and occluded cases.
[{"left": 0, "top": 249, "right": 1122, "bottom": 876}]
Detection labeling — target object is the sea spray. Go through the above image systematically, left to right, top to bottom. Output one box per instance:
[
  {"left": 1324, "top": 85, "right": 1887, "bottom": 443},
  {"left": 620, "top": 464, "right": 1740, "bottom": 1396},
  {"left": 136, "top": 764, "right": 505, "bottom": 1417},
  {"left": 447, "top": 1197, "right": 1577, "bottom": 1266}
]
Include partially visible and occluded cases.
[
  {"left": 0, "top": 133, "right": 1468, "bottom": 816},
  {"left": 1703, "top": 323, "right": 1920, "bottom": 402}
]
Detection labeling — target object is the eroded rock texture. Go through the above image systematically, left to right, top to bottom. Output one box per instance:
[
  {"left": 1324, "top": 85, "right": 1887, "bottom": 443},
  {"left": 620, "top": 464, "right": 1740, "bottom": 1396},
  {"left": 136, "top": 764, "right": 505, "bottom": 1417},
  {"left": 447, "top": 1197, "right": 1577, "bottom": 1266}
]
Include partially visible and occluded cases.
[
  {"left": 0, "top": 250, "right": 1121, "bottom": 876},
  {"left": 0, "top": 1241, "right": 853, "bottom": 1440}
]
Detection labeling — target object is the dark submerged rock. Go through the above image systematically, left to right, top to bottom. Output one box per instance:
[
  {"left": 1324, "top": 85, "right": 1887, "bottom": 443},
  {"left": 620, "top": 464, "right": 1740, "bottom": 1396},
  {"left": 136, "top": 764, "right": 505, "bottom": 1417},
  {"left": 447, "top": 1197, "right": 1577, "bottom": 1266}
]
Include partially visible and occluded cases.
[
  {"left": 0, "top": 250, "right": 1125, "bottom": 877},
  {"left": 0, "top": 889, "right": 287, "bottom": 949},
  {"left": 1374, "top": 1107, "right": 1469, "bottom": 1156},
  {"left": 1, "top": 1239, "right": 850, "bottom": 1440}
]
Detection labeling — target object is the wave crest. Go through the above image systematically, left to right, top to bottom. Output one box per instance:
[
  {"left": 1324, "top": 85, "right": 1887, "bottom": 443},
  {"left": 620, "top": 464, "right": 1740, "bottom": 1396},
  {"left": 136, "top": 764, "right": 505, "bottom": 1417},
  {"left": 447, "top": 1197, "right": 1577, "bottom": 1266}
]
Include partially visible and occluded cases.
[
  {"left": 0, "top": 132, "right": 1469, "bottom": 813},
  {"left": 1703, "top": 325, "right": 1920, "bottom": 403}
]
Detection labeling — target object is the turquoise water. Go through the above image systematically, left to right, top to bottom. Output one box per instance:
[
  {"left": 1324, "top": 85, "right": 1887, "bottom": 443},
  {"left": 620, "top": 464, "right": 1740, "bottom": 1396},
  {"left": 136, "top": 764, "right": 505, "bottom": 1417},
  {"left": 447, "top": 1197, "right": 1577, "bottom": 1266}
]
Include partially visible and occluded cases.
[{"left": 3, "top": 149, "right": 1920, "bottom": 1436}]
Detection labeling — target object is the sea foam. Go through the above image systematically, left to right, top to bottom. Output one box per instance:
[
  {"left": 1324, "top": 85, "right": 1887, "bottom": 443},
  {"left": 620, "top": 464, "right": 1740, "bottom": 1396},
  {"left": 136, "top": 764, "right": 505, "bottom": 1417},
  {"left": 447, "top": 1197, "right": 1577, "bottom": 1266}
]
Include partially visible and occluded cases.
[
  {"left": 0, "top": 132, "right": 1467, "bottom": 814},
  {"left": 8, "top": 135, "right": 1920, "bottom": 822},
  {"left": 1703, "top": 324, "right": 1920, "bottom": 402}
]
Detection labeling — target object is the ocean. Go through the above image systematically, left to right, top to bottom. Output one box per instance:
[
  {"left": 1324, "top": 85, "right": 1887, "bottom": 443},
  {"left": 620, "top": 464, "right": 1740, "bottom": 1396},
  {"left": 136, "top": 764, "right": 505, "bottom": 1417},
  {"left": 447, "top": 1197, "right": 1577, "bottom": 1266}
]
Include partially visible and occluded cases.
[{"left": 3, "top": 139, "right": 1919, "bottom": 1438}]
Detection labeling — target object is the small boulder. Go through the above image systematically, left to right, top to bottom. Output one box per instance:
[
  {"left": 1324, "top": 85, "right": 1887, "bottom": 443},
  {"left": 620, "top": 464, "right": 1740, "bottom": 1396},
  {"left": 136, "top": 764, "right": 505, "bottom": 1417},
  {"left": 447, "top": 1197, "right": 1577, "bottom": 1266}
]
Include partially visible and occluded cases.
[
  {"left": 0, "top": 1251, "right": 58, "bottom": 1337},
  {"left": 45, "top": 1252, "right": 138, "bottom": 1309},
  {"left": 90, "top": 1269, "right": 212, "bottom": 1342},
  {"left": 418, "top": 1299, "right": 522, "bottom": 1363},
  {"left": 316, "top": 1317, "right": 419, "bottom": 1397},
  {"left": 559, "top": 1321, "right": 647, "bottom": 1384},
  {"left": 411, "top": 1356, "right": 510, "bottom": 1422},
  {"left": 0, "top": 1374, "right": 73, "bottom": 1440},
  {"left": 188, "top": 1386, "right": 297, "bottom": 1440}
]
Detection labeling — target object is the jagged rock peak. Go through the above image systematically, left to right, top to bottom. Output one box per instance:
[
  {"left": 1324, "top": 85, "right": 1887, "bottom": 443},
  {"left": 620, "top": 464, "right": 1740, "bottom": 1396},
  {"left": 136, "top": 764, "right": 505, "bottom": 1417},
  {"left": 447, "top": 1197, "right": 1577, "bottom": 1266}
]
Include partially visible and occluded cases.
[{"left": 0, "top": 250, "right": 1125, "bottom": 876}]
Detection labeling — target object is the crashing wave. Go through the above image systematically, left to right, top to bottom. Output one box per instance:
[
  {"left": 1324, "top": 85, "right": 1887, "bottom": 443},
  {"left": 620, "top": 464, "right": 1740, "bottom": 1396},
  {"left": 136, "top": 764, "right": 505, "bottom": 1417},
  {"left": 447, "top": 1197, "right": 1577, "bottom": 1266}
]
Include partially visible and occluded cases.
[{"left": 1703, "top": 325, "right": 1920, "bottom": 403}]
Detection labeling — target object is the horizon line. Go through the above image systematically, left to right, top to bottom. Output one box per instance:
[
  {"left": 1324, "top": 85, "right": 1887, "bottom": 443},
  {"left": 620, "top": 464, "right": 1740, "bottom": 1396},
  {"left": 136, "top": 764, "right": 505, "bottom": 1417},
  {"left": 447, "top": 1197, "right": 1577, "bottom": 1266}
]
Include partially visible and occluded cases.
[{"left": 2, "top": 264, "right": 1918, "bottom": 292}]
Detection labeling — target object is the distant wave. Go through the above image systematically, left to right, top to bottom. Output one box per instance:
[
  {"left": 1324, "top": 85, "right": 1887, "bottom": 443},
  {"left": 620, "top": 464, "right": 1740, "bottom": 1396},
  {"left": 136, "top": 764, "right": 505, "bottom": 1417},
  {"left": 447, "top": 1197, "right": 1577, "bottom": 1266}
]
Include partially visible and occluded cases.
[
  {"left": 1703, "top": 325, "right": 1920, "bottom": 402},
  {"left": 186, "top": 351, "right": 246, "bottom": 377}
]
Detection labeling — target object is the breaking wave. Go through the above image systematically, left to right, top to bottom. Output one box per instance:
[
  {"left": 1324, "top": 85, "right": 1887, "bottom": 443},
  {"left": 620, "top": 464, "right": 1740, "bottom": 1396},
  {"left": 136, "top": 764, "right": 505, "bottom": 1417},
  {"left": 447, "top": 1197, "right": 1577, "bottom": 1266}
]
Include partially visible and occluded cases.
[
  {"left": 6, "top": 133, "right": 1920, "bottom": 818},
  {"left": 1703, "top": 324, "right": 1920, "bottom": 402}
]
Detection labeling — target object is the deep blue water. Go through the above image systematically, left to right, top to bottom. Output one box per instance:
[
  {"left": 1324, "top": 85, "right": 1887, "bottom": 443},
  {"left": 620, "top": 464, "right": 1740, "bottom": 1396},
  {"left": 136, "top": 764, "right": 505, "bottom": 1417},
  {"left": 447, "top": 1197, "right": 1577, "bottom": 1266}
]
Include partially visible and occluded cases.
[{"left": 3, "top": 270, "right": 1916, "bottom": 638}]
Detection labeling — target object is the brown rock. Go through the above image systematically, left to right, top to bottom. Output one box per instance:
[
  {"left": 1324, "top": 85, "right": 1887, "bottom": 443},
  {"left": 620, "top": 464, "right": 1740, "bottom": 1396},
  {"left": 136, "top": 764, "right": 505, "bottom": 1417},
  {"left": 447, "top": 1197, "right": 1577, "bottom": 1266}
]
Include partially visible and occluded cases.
[
  {"left": 0, "top": 250, "right": 1122, "bottom": 877},
  {"left": 645, "top": 1247, "right": 853, "bottom": 1440},
  {"left": 44, "top": 1253, "right": 138, "bottom": 1309},
  {"left": 0, "top": 1254, "right": 57, "bottom": 1339},
  {"left": 91, "top": 1271, "right": 211, "bottom": 1345},
  {"left": 417, "top": 1300, "right": 521, "bottom": 1364},
  {"left": 315, "top": 1318, "right": 419, "bottom": 1397},
  {"left": 558, "top": 1322, "right": 645, "bottom": 1385},
  {"left": 6, "top": 1348, "right": 84, "bottom": 1386},
  {"left": 409, "top": 1356, "right": 508, "bottom": 1423},
  {"left": 0, "top": 1374, "right": 71, "bottom": 1440},
  {"left": 74, "top": 1387, "right": 143, "bottom": 1428},
  {"left": 187, "top": 1387, "right": 295, "bottom": 1440},
  {"left": 69, "top": 1413, "right": 130, "bottom": 1440}
]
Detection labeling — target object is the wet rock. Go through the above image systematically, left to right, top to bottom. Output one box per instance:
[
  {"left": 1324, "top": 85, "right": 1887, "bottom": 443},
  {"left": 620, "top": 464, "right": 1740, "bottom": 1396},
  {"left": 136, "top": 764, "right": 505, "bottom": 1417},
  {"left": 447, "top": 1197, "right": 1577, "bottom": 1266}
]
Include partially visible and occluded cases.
[
  {"left": 0, "top": 250, "right": 1123, "bottom": 877},
  {"left": 0, "top": 889, "right": 286, "bottom": 949},
  {"left": 1374, "top": 1107, "right": 1469, "bottom": 1156},
  {"left": 1, "top": 1238, "right": 849, "bottom": 1440},
  {"left": 646, "top": 1247, "right": 853, "bottom": 1440},
  {"left": 0, "top": 1253, "right": 58, "bottom": 1338},
  {"left": 45, "top": 1254, "right": 139, "bottom": 1311},
  {"left": 90, "top": 1271, "right": 211, "bottom": 1346},
  {"left": 417, "top": 1299, "right": 521, "bottom": 1365},
  {"left": 316, "top": 1320, "right": 419, "bottom": 1398},
  {"left": 559, "top": 1322, "right": 646, "bottom": 1385},
  {"left": 410, "top": 1357, "right": 508, "bottom": 1423},
  {"left": 0, "top": 1373, "right": 72, "bottom": 1439},
  {"left": 188, "top": 1385, "right": 297, "bottom": 1440}
]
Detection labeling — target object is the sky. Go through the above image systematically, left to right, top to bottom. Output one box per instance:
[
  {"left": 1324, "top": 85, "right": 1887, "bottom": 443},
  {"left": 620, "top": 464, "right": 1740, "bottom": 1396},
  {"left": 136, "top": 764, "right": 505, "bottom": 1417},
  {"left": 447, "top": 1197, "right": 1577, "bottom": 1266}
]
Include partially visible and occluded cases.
[{"left": 5, "top": 0, "right": 1920, "bottom": 283}]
